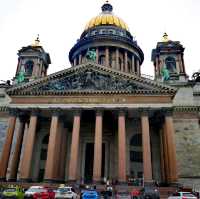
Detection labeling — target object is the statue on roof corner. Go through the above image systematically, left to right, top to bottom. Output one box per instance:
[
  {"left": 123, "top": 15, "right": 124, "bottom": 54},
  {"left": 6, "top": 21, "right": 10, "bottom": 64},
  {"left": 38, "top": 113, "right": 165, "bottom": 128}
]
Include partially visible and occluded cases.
[
  {"left": 86, "top": 49, "right": 96, "bottom": 62},
  {"left": 17, "top": 65, "right": 25, "bottom": 84},
  {"left": 161, "top": 65, "right": 170, "bottom": 81}
]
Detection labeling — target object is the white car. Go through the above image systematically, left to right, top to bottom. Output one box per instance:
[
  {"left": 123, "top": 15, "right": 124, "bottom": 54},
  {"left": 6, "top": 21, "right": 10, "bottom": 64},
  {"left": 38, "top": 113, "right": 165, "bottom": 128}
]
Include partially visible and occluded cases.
[
  {"left": 24, "top": 186, "right": 44, "bottom": 198},
  {"left": 55, "top": 187, "right": 78, "bottom": 199},
  {"left": 168, "top": 192, "right": 197, "bottom": 199}
]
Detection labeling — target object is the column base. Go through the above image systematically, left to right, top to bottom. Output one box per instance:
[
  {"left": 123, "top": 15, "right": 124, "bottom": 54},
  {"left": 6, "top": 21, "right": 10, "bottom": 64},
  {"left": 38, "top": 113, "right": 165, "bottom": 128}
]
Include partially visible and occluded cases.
[
  {"left": 0, "top": 177, "right": 6, "bottom": 182},
  {"left": 7, "top": 178, "right": 17, "bottom": 182},
  {"left": 18, "top": 178, "right": 33, "bottom": 183},
  {"left": 43, "top": 179, "right": 61, "bottom": 183},
  {"left": 67, "top": 179, "right": 78, "bottom": 184},
  {"left": 92, "top": 180, "right": 102, "bottom": 185},
  {"left": 117, "top": 181, "right": 127, "bottom": 185},
  {"left": 169, "top": 182, "right": 180, "bottom": 187}
]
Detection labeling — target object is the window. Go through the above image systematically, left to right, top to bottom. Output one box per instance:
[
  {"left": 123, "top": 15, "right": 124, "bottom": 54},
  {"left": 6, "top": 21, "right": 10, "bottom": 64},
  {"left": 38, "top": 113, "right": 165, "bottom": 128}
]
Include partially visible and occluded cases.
[
  {"left": 99, "top": 55, "right": 105, "bottom": 65},
  {"left": 165, "top": 56, "right": 176, "bottom": 73},
  {"left": 24, "top": 60, "right": 34, "bottom": 75}
]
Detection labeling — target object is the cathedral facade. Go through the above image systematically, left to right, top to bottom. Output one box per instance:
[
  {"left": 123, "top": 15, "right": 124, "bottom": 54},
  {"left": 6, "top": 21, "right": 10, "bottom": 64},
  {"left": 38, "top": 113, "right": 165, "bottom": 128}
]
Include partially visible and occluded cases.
[{"left": 0, "top": 2, "right": 200, "bottom": 187}]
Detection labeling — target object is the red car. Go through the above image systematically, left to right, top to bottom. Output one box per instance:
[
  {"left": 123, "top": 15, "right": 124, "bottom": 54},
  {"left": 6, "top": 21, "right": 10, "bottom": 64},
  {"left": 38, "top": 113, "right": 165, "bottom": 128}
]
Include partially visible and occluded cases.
[{"left": 33, "top": 188, "right": 55, "bottom": 199}]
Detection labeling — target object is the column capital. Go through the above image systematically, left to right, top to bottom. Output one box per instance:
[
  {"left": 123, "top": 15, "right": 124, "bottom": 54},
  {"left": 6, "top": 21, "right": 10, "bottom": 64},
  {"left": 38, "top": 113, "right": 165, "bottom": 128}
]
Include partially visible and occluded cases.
[
  {"left": 8, "top": 108, "right": 18, "bottom": 116},
  {"left": 30, "top": 108, "right": 41, "bottom": 116},
  {"left": 49, "top": 108, "right": 63, "bottom": 116},
  {"left": 139, "top": 108, "right": 150, "bottom": 116},
  {"left": 162, "top": 108, "right": 173, "bottom": 117},
  {"left": 73, "top": 109, "right": 82, "bottom": 116},
  {"left": 95, "top": 109, "right": 104, "bottom": 116},
  {"left": 118, "top": 109, "right": 127, "bottom": 116},
  {"left": 19, "top": 115, "right": 28, "bottom": 123}
]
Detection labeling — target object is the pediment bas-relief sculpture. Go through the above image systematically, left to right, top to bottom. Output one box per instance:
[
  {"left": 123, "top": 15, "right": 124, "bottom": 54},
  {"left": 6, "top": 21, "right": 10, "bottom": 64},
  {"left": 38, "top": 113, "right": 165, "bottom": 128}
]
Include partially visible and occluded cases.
[{"left": 38, "top": 69, "right": 145, "bottom": 92}]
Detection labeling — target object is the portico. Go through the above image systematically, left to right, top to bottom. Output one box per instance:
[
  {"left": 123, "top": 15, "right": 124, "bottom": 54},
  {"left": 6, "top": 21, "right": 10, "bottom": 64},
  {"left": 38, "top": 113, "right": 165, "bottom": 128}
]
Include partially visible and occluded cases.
[
  {"left": 0, "top": 62, "right": 178, "bottom": 185},
  {"left": 0, "top": 106, "right": 177, "bottom": 184}
]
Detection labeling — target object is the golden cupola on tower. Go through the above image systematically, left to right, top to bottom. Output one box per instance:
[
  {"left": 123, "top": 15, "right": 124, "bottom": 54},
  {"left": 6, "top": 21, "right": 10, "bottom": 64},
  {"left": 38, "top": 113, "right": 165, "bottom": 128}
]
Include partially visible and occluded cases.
[{"left": 84, "top": 2, "right": 129, "bottom": 31}]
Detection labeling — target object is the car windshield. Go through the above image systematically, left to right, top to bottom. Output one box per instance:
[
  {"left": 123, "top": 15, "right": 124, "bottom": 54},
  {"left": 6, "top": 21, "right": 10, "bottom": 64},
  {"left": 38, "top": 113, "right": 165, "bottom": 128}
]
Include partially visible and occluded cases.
[
  {"left": 4, "top": 188, "right": 16, "bottom": 192},
  {"left": 27, "top": 188, "right": 45, "bottom": 192},
  {"left": 57, "top": 188, "right": 71, "bottom": 192}
]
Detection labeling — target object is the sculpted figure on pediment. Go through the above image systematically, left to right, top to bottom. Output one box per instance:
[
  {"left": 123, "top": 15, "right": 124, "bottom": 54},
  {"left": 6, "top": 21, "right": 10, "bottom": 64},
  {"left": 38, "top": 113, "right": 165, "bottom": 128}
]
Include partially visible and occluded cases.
[{"left": 38, "top": 69, "right": 145, "bottom": 91}]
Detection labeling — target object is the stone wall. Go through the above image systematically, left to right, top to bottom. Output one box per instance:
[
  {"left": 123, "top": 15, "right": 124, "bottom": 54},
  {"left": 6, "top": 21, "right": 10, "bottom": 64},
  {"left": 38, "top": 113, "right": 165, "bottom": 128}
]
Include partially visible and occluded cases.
[
  {"left": 173, "top": 113, "right": 200, "bottom": 185},
  {"left": 0, "top": 116, "right": 8, "bottom": 156}
]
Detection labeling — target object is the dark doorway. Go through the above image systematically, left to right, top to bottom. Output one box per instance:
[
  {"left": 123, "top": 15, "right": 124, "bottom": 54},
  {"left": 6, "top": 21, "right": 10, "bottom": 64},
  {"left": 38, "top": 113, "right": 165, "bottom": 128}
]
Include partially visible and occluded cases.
[
  {"left": 84, "top": 143, "right": 105, "bottom": 183},
  {"left": 84, "top": 143, "right": 94, "bottom": 183}
]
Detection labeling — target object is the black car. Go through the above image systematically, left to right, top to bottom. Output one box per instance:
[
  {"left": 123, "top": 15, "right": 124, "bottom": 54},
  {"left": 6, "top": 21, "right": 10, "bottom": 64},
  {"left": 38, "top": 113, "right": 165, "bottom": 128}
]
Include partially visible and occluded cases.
[{"left": 140, "top": 186, "right": 160, "bottom": 199}]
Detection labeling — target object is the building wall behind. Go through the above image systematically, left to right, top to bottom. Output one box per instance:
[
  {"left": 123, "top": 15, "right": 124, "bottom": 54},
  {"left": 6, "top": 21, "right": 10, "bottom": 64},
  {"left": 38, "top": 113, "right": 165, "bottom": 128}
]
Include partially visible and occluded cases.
[
  {"left": 174, "top": 113, "right": 200, "bottom": 186},
  {"left": 0, "top": 115, "right": 8, "bottom": 156}
]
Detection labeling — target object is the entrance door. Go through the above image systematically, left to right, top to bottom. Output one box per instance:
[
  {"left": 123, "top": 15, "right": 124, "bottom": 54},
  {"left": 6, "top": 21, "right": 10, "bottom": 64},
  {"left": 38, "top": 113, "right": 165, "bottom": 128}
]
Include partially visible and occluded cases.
[
  {"left": 84, "top": 143, "right": 105, "bottom": 183},
  {"left": 84, "top": 143, "right": 94, "bottom": 183}
]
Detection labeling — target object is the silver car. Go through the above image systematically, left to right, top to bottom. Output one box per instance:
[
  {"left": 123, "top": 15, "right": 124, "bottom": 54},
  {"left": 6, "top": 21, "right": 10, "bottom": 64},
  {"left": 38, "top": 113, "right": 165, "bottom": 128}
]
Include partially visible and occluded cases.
[{"left": 55, "top": 187, "right": 78, "bottom": 199}]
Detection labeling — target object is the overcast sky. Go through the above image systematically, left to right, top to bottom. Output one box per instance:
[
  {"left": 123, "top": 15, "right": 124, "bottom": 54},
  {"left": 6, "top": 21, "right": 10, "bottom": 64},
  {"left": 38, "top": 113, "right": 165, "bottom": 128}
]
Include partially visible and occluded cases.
[{"left": 0, "top": 0, "right": 200, "bottom": 82}]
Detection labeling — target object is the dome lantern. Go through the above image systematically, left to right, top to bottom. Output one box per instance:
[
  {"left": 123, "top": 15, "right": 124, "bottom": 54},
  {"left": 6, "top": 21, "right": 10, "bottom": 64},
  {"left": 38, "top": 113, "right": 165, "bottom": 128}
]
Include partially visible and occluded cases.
[{"left": 101, "top": 1, "right": 113, "bottom": 12}]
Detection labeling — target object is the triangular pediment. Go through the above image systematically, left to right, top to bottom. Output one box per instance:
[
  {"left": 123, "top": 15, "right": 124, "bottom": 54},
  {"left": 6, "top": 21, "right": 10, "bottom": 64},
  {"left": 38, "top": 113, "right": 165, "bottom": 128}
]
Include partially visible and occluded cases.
[{"left": 7, "top": 62, "right": 176, "bottom": 96}]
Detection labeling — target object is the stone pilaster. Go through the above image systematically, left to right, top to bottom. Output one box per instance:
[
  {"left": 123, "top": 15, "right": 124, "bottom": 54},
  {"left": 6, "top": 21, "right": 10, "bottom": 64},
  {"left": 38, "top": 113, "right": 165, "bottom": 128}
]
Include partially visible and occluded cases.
[
  {"left": 105, "top": 47, "right": 109, "bottom": 67},
  {"left": 96, "top": 48, "right": 99, "bottom": 64},
  {"left": 116, "top": 48, "right": 119, "bottom": 70},
  {"left": 124, "top": 51, "right": 128, "bottom": 73},
  {"left": 79, "top": 54, "right": 82, "bottom": 65},
  {"left": 132, "top": 55, "right": 135, "bottom": 74},
  {"left": 73, "top": 57, "right": 77, "bottom": 66},
  {"left": 137, "top": 60, "right": 140, "bottom": 76},
  {"left": 140, "top": 108, "right": 153, "bottom": 184},
  {"left": 0, "top": 109, "right": 17, "bottom": 181},
  {"left": 19, "top": 110, "right": 39, "bottom": 182},
  {"left": 68, "top": 110, "right": 81, "bottom": 182},
  {"left": 93, "top": 110, "right": 103, "bottom": 182},
  {"left": 118, "top": 110, "right": 127, "bottom": 183},
  {"left": 9, "top": 116, "right": 26, "bottom": 181}
]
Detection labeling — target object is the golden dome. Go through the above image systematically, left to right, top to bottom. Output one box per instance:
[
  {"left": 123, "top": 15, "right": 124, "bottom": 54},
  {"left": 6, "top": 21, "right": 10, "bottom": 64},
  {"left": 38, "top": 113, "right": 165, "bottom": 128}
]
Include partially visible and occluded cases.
[{"left": 84, "top": 2, "right": 129, "bottom": 32}]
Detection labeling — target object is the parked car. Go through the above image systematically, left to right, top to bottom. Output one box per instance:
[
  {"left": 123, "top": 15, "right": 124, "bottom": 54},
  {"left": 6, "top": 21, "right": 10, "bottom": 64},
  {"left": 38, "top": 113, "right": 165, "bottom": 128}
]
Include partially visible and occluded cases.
[
  {"left": 0, "top": 186, "right": 4, "bottom": 199},
  {"left": 2, "top": 186, "right": 24, "bottom": 199},
  {"left": 24, "top": 186, "right": 44, "bottom": 199},
  {"left": 55, "top": 186, "right": 77, "bottom": 199},
  {"left": 140, "top": 186, "right": 160, "bottom": 199},
  {"left": 33, "top": 188, "right": 55, "bottom": 199},
  {"left": 131, "top": 188, "right": 141, "bottom": 199},
  {"left": 81, "top": 190, "right": 99, "bottom": 199},
  {"left": 116, "top": 191, "right": 131, "bottom": 199},
  {"left": 168, "top": 192, "right": 197, "bottom": 199}
]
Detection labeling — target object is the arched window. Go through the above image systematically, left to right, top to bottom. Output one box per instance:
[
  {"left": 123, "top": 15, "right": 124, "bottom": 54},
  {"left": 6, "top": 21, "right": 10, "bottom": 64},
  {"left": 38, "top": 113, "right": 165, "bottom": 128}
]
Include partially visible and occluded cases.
[
  {"left": 99, "top": 55, "right": 105, "bottom": 65},
  {"left": 165, "top": 56, "right": 176, "bottom": 73},
  {"left": 25, "top": 60, "right": 34, "bottom": 75}
]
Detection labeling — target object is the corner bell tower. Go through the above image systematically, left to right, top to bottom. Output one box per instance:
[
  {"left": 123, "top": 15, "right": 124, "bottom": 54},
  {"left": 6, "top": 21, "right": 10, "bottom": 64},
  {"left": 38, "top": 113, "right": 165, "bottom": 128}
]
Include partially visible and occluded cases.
[
  {"left": 151, "top": 33, "right": 188, "bottom": 84},
  {"left": 14, "top": 36, "right": 51, "bottom": 84}
]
